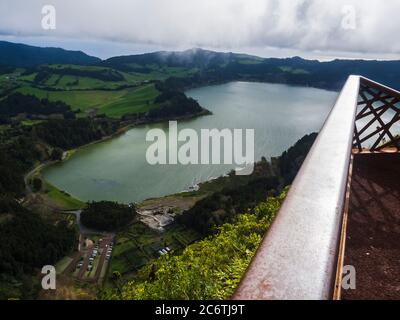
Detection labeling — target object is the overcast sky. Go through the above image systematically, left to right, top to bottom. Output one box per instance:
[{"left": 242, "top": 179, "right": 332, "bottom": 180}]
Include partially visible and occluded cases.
[{"left": 0, "top": 0, "right": 399, "bottom": 60}]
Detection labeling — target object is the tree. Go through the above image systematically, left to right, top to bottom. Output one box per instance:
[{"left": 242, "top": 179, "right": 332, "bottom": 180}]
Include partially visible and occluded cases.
[
  {"left": 51, "top": 148, "right": 63, "bottom": 161},
  {"left": 32, "top": 177, "right": 42, "bottom": 192},
  {"left": 80, "top": 201, "right": 136, "bottom": 231}
]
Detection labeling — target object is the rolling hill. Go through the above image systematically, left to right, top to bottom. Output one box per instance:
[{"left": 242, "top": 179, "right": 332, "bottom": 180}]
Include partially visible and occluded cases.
[
  {"left": 0, "top": 41, "right": 100, "bottom": 67},
  {"left": 103, "top": 48, "right": 400, "bottom": 91}
]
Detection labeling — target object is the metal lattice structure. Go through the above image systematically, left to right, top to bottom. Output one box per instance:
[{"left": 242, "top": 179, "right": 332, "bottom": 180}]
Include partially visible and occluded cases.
[{"left": 353, "top": 77, "right": 400, "bottom": 151}]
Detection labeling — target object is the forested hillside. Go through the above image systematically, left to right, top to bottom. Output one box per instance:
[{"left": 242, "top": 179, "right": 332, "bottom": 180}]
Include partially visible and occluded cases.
[
  {"left": 0, "top": 41, "right": 100, "bottom": 67},
  {"left": 103, "top": 48, "right": 400, "bottom": 91},
  {"left": 178, "top": 133, "right": 317, "bottom": 235},
  {"left": 0, "top": 197, "right": 76, "bottom": 299}
]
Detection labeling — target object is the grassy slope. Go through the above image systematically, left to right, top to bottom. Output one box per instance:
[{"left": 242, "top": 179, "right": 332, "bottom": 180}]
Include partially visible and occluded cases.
[
  {"left": 4, "top": 63, "right": 200, "bottom": 119},
  {"left": 7, "top": 64, "right": 197, "bottom": 118},
  {"left": 15, "top": 83, "right": 160, "bottom": 118},
  {"left": 100, "top": 84, "right": 159, "bottom": 117},
  {"left": 26, "top": 164, "right": 85, "bottom": 211},
  {"left": 41, "top": 180, "right": 85, "bottom": 210}
]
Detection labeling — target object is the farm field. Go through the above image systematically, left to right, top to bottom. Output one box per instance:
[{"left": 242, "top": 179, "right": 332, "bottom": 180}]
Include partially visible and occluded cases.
[
  {"left": 1, "top": 63, "right": 199, "bottom": 119},
  {"left": 15, "top": 83, "right": 160, "bottom": 118},
  {"left": 105, "top": 222, "right": 201, "bottom": 286}
]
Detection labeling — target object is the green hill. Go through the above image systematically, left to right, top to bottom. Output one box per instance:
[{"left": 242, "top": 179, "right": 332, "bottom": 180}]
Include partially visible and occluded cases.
[{"left": 0, "top": 41, "right": 100, "bottom": 67}]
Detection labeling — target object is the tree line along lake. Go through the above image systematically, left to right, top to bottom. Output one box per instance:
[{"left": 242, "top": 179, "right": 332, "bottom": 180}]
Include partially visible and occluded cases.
[{"left": 42, "top": 81, "right": 338, "bottom": 203}]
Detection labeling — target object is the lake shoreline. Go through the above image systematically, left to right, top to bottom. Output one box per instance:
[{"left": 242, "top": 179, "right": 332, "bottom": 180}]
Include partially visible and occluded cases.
[
  {"left": 32, "top": 81, "right": 337, "bottom": 210},
  {"left": 24, "top": 107, "right": 213, "bottom": 211}
]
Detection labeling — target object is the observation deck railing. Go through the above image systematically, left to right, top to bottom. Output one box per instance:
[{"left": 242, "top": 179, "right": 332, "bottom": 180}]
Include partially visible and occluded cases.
[{"left": 233, "top": 76, "right": 400, "bottom": 300}]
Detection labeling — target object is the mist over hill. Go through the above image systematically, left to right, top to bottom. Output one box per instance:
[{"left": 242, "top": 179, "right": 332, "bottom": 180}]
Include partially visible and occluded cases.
[
  {"left": 1, "top": 41, "right": 400, "bottom": 90},
  {"left": 102, "top": 47, "right": 400, "bottom": 90}
]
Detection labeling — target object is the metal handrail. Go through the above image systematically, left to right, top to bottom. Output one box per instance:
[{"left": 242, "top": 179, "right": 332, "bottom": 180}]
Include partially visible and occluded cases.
[{"left": 233, "top": 75, "right": 361, "bottom": 300}]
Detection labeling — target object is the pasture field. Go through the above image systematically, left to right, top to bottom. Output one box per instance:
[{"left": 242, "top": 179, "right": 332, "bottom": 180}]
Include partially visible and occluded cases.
[
  {"left": 2, "top": 63, "right": 200, "bottom": 119},
  {"left": 15, "top": 83, "right": 160, "bottom": 118},
  {"left": 41, "top": 179, "right": 86, "bottom": 210}
]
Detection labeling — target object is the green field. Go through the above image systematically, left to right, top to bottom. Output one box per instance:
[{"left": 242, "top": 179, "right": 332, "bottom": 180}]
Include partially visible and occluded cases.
[
  {"left": 1, "top": 62, "right": 201, "bottom": 119},
  {"left": 16, "top": 64, "right": 196, "bottom": 90},
  {"left": 279, "top": 66, "right": 310, "bottom": 74},
  {"left": 15, "top": 83, "right": 160, "bottom": 118},
  {"left": 99, "top": 84, "right": 159, "bottom": 117},
  {"left": 42, "top": 180, "right": 86, "bottom": 210},
  {"left": 106, "top": 222, "right": 201, "bottom": 284}
]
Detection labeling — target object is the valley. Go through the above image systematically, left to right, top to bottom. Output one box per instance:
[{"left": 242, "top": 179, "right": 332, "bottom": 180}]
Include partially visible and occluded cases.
[{"left": 1, "top": 41, "right": 400, "bottom": 300}]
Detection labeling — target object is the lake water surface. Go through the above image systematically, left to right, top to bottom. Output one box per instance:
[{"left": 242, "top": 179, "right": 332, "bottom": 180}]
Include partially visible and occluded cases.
[{"left": 43, "top": 82, "right": 338, "bottom": 203}]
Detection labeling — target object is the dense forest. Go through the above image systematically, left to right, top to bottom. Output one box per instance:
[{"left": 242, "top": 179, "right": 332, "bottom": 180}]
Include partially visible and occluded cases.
[
  {"left": 121, "top": 81, "right": 210, "bottom": 122},
  {"left": 148, "top": 84, "right": 208, "bottom": 120},
  {"left": 0, "top": 93, "right": 75, "bottom": 119},
  {"left": 32, "top": 118, "right": 118, "bottom": 149},
  {"left": 0, "top": 132, "right": 45, "bottom": 196},
  {"left": 103, "top": 191, "right": 286, "bottom": 300},
  {"left": 0, "top": 197, "right": 76, "bottom": 299},
  {"left": 81, "top": 201, "right": 137, "bottom": 231}
]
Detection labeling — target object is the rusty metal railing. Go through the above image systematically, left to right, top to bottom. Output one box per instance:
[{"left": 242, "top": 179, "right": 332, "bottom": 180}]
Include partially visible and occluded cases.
[{"left": 233, "top": 75, "right": 400, "bottom": 300}]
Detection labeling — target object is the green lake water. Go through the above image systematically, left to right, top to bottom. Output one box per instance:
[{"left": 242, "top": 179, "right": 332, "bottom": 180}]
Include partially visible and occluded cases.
[{"left": 43, "top": 82, "right": 338, "bottom": 203}]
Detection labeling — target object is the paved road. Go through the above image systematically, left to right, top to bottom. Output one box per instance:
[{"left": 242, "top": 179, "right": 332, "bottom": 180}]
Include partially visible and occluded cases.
[
  {"left": 23, "top": 162, "right": 48, "bottom": 194},
  {"left": 62, "top": 235, "right": 84, "bottom": 275},
  {"left": 78, "top": 245, "right": 94, "bottom": 279}
]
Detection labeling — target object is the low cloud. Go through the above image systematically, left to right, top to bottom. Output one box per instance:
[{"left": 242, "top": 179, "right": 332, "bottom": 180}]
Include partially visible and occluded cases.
[{"left": 0, "top": 0, "right": 399, "bottom": 57}]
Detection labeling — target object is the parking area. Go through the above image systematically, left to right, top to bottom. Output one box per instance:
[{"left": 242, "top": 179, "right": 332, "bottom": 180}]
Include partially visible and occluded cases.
[{"left": 64, "top": 233, "right": 115, "bottom": 284}]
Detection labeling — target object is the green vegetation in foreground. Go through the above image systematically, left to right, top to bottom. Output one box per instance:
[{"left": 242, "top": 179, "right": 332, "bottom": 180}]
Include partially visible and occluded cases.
[
  {"left": 15, "top": 83, "right": 160, "bottom": 118},
  {"left": 102, "top": 191, "right": 286, "bottom": 300}
]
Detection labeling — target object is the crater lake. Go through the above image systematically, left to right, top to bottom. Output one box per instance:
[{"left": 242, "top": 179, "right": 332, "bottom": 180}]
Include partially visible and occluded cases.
[{"left": 43, "top": 82, "right": 337, "bottom": 203}]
